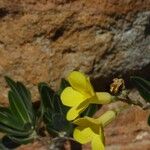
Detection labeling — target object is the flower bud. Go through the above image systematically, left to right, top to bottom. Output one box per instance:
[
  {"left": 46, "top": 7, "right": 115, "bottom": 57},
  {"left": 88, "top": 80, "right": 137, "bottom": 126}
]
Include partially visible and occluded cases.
[{"left": 97, "top": 110, "right": 117, "bottom": 127}]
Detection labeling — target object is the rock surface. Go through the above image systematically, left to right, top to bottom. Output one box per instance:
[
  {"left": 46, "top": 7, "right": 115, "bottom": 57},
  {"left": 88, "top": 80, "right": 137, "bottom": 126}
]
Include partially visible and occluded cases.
[
  {"left": 0, "top": 0, "right": 150, "bottom": 149},
  {"left": 0, "top": 0, "right": 150, "bottom": 103}
]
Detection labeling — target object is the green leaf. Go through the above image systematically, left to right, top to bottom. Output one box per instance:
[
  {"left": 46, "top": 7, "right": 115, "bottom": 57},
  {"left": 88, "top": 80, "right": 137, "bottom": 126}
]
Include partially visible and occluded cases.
[
  {"left": 130, "top": 76, "right": 150, "bottom": 102},
  {"left": 0, "top": 77, "right": 38, "bottom": 145},
  {"left": 5, "top": 77, "right": 32, "bottom": 123},
  {"left": 57, "top": 78, "right": 70, "bottom": 95},
  {"left": 16, "top": 82, "right": 35, "bottom": 122},
  {"left": 38, "top": 82, "right": 55, "bottom": 122},
  {"left": 38, "top": 82, "right": 48, "bottom": 93},
  {"left": 39, "top": 82, "right": 69, "bottom": 115},
  {"left": 38, "top": 83, "right": 55, "bottom": 111},
  {"left": 8, "top": 91, "right": 29, "bottom": 124},
  {"left": 52, "top": 94, "right": 62, "bottom": 113},
  {"left": 53, "top": 94, "right": 69, "bottom": 115},
  {"left": 81, "top": 104, "right": 99, "bottom": 117},
  {"left": 0, "top": 107, "right": 24, "bottom": 131},
  {"left": 44, "top": 111, "right": 52, "bottom": 124},
  {"left": 47, "top": 113, "right": 74, "bottom": 136},
  {"left": 52, "top": 113, "right": 67, "bottom": 131},
  {"left": 148, "top": 115, "right": 150, "bottom": 126},
  {"left": 0, "top": 123, "right": 32, "bottom": 137},
  {"left": 46, "top": 127, "right": 60, "bottom": 137},
  {"left": 8, "top": 135, "right": 35, "bottom": 144},
  {"left": 0, "top": 141, "right": 8, "bottom": 150}
]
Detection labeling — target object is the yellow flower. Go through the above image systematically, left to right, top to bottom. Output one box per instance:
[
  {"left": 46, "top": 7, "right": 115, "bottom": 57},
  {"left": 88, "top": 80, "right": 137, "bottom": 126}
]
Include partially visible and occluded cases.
[
  {"left": 61, "top": 71, "right": 115, "bottom": 120},
  {"left": 73, "top": 110, "right": 117, "bottom": 150}
]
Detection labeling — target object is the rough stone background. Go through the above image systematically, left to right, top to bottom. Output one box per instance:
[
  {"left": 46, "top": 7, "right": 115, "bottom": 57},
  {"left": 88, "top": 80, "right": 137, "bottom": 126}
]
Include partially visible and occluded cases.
[{"left": 0, "top": 0, "right": 150, "bottom": 149}]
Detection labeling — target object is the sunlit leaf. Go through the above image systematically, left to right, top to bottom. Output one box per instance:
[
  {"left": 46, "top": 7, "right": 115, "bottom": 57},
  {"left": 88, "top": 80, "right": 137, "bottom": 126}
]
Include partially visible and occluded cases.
[
  {"left": 0, "top": 77, "right": 38, "bottom": 145},
  {"left": 5, "top": 77, "right": 32, "bottom": 123},
  {"left": 16, "top": 82, "right": 35, "bottom": 122},
  {"left": 8, "top": 91, "right": 29, "bottom": 124}
]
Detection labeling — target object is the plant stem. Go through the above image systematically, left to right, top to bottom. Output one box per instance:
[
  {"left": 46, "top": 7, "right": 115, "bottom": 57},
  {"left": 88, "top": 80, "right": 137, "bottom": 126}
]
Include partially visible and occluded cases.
[{"left": 117, "top": 94, "right": 150, "bottom": 110}]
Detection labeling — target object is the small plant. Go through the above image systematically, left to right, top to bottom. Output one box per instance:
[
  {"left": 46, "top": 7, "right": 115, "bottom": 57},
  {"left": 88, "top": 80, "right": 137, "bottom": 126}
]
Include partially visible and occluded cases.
[
  {"left": 0, "top": 72, "right": 149, "bottom": 150},
  {"left": 0, "top": 77, "right": 38, "bottom": 148}
]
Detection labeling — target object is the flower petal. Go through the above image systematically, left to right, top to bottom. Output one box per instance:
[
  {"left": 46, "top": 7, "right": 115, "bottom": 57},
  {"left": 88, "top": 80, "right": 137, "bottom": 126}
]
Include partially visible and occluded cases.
[
  {"left": 67, "top": 71, "right": 94, "bottom": 97},
  {"left": 87, "top": 77, "right": 95, "bottom": 96},
  {"left": 61, "top": 87, "right": 86, "bottom": 106},
  {"left": 95, "top": 92, "right": 113, "bottom": 104},
  {"left": 66, "top": 99, "right": 90, "bottom": 120},
  {"left": 66, "top": 106, "right": 80, "bottom": 121},
  {"left": 97, "top": 110, "right": 117, "bottom": 127},
  {"left": 73, "top": 116, "right": 99, "bottom": 127},
  {"left": 73, "top": 116, "right": 100, "bottom": 134},
  {"left": 73, "top": 126, "right": 94, "bottom": 144},
  {"left": 99, "top": 126, "right": 105, "bottom": 144},
  {"left": 91, "top": 135, "right": 105, "bottom": 150}
]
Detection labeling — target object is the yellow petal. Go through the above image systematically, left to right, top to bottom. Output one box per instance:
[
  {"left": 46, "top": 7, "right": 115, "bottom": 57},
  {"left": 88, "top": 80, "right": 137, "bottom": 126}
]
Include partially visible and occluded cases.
[
  {"left": 67, "top": 71, "right": 94, "bottom": 97},
  {"left": 87, "top": 77, "right": 95, "bottom": 96},
  {"left": 61, "top": 87, "right": 86, "bottom": 106},
  {"left": 95, "top": 92, "right": 113, "bottom": 104},
  {"left": 66, "top": 99, "right": 90, "bottom": 121},
  {"left": 66, "top": 106, "right": 80, "bottom": 121},
  {"left": 97, "top": 110, "right": 117, "bottom": 127},
  {"left": 73, "top": 116, "right": 99, "bottom": 127},
  {"left": 73, "top": 116, "right": 100, "bottom": 134},
  {"left": 73, "top": 126, "right": 94, "bottom": 144},
  {"left": 99, "top": 126, "right": 105, "bottom": 144},
  {"left": 91, "top": 135, "right": 105, "bottom": 150}
]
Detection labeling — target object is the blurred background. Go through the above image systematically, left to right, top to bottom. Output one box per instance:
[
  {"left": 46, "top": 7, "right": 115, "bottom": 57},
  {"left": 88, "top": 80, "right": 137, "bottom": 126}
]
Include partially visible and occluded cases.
[{"left": 0, "top": 0, "right": 150, "bottom": 149}]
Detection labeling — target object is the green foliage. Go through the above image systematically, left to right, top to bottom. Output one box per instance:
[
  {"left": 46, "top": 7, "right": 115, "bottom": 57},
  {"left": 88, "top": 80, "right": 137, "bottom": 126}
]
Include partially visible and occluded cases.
[
  {"left": 130, "top": 76, "right": 150, "bottom": 103},
  {"left": 0, "top": 77, "right": 37, "bottom": 145},
  {"left": 57, "top": 78, "right": 70, "bottom": 95},
  {"left": 38, "top": 79, "right": 74, "bottom": 137},
  {"left": 81, "top": 104, "right": 99, "bottom": 117},
  {"left": 0, "top": 141, "right": 8, "bottom": 150}
]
